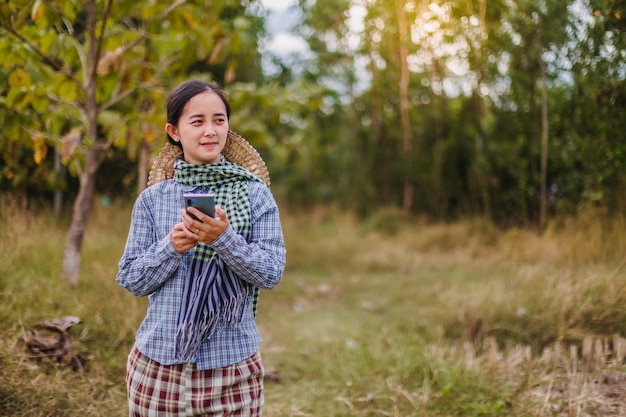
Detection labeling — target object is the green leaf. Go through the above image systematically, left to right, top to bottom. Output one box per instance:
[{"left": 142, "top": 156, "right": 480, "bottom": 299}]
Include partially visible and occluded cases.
[
  {"left": 62, "top": 0, "right": 78, "bottom": 21},
  {"left": 0, "top": 4, "right": 13, "bottom": 20},
  {"left": 11, "top": 6, "right": 31, "bottom": 31},
  {"left": 40, "top": 32, "right": 57, "bottom": 55},
  {"left": 8, "top": 68, "right": 31, "bottom": 87},
  {"left": 57, "top": 79, "right": 79, "bottom": 101},
  {"left": 6, "top": 87, "right": 27, "bottom": 108},
  {"left": 31, "top": 96, "right": 49, "bottom": 114},
  {"left": 97, "top": 110, "right": 123, "bottom": 133}
]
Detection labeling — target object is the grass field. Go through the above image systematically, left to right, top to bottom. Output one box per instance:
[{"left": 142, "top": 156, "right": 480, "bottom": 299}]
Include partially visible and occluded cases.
[{"left": 1, "top": 198, "right": 625, "bottom": 416}]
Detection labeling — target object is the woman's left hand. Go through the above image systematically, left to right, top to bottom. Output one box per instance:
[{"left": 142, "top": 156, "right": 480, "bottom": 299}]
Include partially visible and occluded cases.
[{"left": 181, "top": 206, "right": 229, "bottom": 244}]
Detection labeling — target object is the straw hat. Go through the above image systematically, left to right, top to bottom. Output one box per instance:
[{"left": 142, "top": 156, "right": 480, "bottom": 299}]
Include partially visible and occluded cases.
[{"left": 147, "top": 130, "right": 270, "bottom": 187}]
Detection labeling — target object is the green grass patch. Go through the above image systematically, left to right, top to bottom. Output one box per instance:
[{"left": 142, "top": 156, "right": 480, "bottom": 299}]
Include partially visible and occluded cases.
[{"left": 1, "top": 199, "right": 626, "bottom": 416}]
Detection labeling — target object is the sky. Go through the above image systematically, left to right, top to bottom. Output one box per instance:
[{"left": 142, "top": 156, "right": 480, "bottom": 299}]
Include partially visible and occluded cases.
[
  {"left": 258, "top": 0, "right": 369, "bottom": 92},
  {"left": 259, "top": 0, "right": 309, "bottom": 75}
]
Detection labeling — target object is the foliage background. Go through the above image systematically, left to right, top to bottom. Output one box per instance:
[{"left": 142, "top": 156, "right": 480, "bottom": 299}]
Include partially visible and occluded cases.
[{"left": 0, "top": 0, "right": 624, "bottom": 225}]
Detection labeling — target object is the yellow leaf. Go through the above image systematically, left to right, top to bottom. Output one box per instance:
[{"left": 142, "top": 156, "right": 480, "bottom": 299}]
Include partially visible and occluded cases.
[
  {"left": 31, "top": 0, "right": 44, "bottom": 21},
  {"left": 0, "top": 4, "right": 12, "bottom": 20},
  {"left": 208, "top": 39, "right": 224, "bottom": 65},
  {"left": 97, "top": 47, "right": 124, "bottom": 76},
  {"left": 224, "top": 59, "right": 237, "bottom": 85},
  {"left": 8, "top": 68, "right": 30, "bottom": 87},
  {"left": 61, "top": 127, "right": 82, "bottom": 161},
  {"left": 32, "top": 133, "right": 47, "bottom": 165}
]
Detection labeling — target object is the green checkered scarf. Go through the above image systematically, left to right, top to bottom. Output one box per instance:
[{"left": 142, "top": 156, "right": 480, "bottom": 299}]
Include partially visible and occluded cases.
[{"left": 173, "top": 158, "right": 263, "bottom": 363}]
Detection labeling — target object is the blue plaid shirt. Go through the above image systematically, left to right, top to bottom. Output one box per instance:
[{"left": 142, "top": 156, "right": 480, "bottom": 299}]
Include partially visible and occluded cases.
[{"left": 116, "top": 178, "right": 286, "bottom": 370}]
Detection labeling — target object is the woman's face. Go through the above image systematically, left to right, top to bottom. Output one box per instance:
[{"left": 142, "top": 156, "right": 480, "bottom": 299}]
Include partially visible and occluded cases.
[{"left": 165, "top": 91, "right": 229, "bottom": 165}]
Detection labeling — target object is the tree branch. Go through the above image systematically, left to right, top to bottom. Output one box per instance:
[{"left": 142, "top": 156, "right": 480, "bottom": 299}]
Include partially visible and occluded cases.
[
  {"left": 37, "top": 0, "right": 89, "bottom": 85},
  {"left": 41, "top": 0, "right": 74, "bottom": 29},
  {"left": 92, "top": 0, "right": 114, "bottom": 81},
  {"left": 163, "top": 0, "right": 188, "bottom": 18},
  {"left": 0, "top": 23, "right": 79, "bottom": 84},
  {"left": 100, "top": 86, "right": 138, "bottom": 112},
  {"left": 44, "top": 93, "right": 87, "bottom": 120}
]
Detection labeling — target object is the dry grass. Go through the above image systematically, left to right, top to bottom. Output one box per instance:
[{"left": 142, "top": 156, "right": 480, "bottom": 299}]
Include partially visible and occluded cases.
[
  {"left": 1, "top": 197, "right": 625, "bottom": 416},
  {"left": 283, "top": 205, "right": 626, "bottom": 272},
  {"left": 270, "top": 206, "right": 626, "bottom": 416}
]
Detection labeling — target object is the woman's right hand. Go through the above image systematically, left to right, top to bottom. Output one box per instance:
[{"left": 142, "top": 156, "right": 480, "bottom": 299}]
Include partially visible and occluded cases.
[{"left": 170, "top": 222, "right": 198, "bottom": 253}]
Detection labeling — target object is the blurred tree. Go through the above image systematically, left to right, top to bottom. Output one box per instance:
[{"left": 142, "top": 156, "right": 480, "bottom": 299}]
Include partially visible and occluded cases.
[
  {"left": 0, "top": 0, "right": 263, "bottom": 284},
  {"left": 2, "top": 0, "right": 625, "bottom": 237},
  {"left": 292, "top": 0, "right": 367, "bottom": 208},
  {"left": 294, "top": 0, "right": 624, "bottom": 224},
  {"left": 395, "top": 0, "right": 414, "bottom": 216},
  {"left": 491, "top": 0, "right": 578, "bottom": 224},
  {"left": 560, "top": 0, "right": 626, "bottom": 211}
]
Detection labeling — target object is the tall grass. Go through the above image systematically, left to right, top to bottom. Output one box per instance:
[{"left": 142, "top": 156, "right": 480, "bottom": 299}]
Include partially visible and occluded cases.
[
  {"left": 0, "top": 197, "right": 142, "bottom": 416},
  {"left": 1, "top": 197, "right": 625, "bottom": 416}
]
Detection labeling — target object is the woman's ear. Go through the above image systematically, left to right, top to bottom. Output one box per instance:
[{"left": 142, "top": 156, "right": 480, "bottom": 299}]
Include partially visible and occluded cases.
[{"left": 165, "top": 123, "right": 179, "bottom": 141}]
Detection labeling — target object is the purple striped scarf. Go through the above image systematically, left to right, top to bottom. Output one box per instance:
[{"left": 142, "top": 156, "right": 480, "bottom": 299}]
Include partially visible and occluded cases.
[{"left": 173, "top": 159, "right": 262, "bottom": 363}]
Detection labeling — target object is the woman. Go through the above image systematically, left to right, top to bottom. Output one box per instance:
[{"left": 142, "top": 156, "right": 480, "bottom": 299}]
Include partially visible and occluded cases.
[{"left": 117, "top": 80, "right": 286, "bottom": 416}]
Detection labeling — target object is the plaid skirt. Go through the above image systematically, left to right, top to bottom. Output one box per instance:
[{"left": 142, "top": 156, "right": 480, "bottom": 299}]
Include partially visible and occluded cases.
[{"left": 126, "top": 346, "right": 264, "bottom": 416}]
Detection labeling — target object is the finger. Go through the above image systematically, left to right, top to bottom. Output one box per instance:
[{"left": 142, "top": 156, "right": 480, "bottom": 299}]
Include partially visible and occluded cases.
[
  {"left": 215, "top": 206, "right": 228, "bottom": 223},
  {"left": 181, "top": 207, "right": 198, "bottom": 223},
  {"left": 190, "top": 207, "right": 215, "bottom": 225},
  {"left": 180, "top": 208, "right": 193, "bottom": 226},
  {"left": 181, "top": 209, "right": 201, "bottom": 232},
  {"left": 174, "top": 220, "right": 198, "bottom": 243},
  {"left": 171, "top": 228, "right": 197, "bottom": 253}
]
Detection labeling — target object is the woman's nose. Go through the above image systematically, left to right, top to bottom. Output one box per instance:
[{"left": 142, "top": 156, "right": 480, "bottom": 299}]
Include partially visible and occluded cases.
[{"left": 204, "top": 123, "right": 216, "bottom": 136}]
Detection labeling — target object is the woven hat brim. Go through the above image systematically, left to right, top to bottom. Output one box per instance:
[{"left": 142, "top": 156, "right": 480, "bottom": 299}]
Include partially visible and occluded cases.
[{"left": 147, "top": 130, "right": 270, "bottom": 187}]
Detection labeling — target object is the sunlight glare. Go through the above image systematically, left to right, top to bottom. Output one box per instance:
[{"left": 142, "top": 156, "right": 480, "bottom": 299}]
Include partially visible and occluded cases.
[
  {"left": 262, "top": 0, "right": 297, "bottom": 11},
  {"left": 428, "top": 2, "right": 444, "bottom": 15},
  {"left": 423, "top": 20, "right": 440, "bottom": 33}
]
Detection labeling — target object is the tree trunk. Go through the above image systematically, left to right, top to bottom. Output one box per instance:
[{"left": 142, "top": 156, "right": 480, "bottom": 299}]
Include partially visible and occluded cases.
[
  {"left": 61, "top": 0, "right": 103, "bottom": 285},
  {"left": 396, "top": 0, "right": 413, "bottom": 216},
  {"left": 467, "top": 0, "right": 491, "bottom": 219},
  {"left": 538, "top": 17, "right": 549, "bottom": 230},
  {"left": 366, "top": 38, "right": 388, "bottom": 205},
  {"left": 431, "top": 90, "right": 445, "bottom": 218},
  {"left": 138, "top": 138, "right": 150, "bottom": 194},
  {"left": 53, "top": 147, "right": 64, "bottom": 218},
  {"left": 61, "top": 152, "right": 98, "bottom": 285}
]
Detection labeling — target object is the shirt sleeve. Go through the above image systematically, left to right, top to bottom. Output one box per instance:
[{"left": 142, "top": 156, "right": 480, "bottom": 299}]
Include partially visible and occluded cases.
[
  {"left": 211, "top": 181, "right": 286, "bottom": 289},
  {"left": 116, "top": 188, "right": 183, "bottom": 297}
]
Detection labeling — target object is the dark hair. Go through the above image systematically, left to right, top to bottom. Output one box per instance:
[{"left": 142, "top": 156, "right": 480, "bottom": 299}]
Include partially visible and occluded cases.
[{"left": 166, "top": 80, "right": 231, "bottom": 146}]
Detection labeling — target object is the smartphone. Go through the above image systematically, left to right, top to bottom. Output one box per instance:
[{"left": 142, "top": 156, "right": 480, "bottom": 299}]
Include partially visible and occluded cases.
[{"left": 184, "top": 193, "right": 215, "bottom": 220}]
